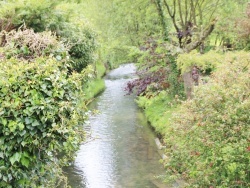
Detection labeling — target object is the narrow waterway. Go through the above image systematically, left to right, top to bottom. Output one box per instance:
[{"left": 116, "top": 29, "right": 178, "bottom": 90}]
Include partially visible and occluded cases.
[{"left": 65, "top": 64, "right": 168, "bottom": 188}]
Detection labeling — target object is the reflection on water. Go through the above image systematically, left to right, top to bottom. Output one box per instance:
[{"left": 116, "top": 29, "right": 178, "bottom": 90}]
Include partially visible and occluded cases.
[{"left": 65, "top": 64, "right": 168, "bottom": 188}]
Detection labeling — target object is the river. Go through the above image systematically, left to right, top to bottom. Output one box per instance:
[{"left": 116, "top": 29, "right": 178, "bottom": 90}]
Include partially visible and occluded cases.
[{"left": 65, "top": 64, "right": 168, "bottom": 188}]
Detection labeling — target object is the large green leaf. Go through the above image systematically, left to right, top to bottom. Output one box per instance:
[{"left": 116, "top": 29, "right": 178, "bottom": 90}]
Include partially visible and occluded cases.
[{"left": 10, "top": 152, "right": 21, "bottom": 165}]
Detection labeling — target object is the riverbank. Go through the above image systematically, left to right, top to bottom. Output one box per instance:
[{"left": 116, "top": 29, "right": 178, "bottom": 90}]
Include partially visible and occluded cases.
[
  {"left": 135, "top": 53, "right": 250, "bottom": 187},
  {"left": 83, "top": 61, "right": 107, "bottom": 101},
  {"left": 136, "top": 91, "right": 179, "bottom": 140}
]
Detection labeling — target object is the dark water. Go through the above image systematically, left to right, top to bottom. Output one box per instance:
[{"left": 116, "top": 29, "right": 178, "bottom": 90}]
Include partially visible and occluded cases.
[{"left": 65, "top": 64, "right": 168, "bottom": 188}]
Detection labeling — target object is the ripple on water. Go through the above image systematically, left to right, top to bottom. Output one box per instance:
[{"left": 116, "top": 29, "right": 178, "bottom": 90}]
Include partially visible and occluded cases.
[{"left": 66, "top": 64, "right": 170, "bottom": 188}]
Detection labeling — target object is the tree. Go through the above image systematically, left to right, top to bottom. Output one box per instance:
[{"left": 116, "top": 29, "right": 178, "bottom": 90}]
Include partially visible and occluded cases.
[{"left": 152, "top": 0, "right": 220, "bottom": 98}]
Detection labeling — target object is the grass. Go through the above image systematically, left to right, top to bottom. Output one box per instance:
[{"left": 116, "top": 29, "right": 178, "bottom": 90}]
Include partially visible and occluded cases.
[
  {"left": 83, "top": 61, "right": 106, "bottom": 102},
  {"left": 84, "top": 78, "right": 105, "bottom": 102},
  {"left": 136, "top": 91, "right": 180, "bottom": 138}
]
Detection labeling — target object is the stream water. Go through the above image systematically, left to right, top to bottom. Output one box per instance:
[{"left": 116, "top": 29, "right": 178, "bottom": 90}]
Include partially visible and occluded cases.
[{"left": 65, "top": 64, "right": 168, "bottom": 188}]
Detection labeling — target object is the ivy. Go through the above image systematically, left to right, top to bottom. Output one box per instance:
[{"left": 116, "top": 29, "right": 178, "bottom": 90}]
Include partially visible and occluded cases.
[{"left": 0, "top": 57, "right": 90, "bottom": 187}]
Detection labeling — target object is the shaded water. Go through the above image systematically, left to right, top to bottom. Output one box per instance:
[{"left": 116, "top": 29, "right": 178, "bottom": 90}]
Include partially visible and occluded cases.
[{"left": 65, "top": 64, "right": 168, "bottom": 188}]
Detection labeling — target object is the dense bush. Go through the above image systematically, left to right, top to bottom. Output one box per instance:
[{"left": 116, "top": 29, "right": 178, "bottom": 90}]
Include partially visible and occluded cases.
[
  {"left": 0, "top": 0, "right": 97, "bottom": 72},
  {"left": 0, "top": 0, "right": 60, "bottom": 33},
  {"left": 0, "top": 0, "right": 100, "bottom": 187},
  {"left": 60, "top": 22, "right": 97, "bottom": 72},
  {"left": 1, "top": 28, "right": 68, "bottom": 61},
  {"left": 125, "top": 39, "right": 184, "bottom": 97},
  {"left": 176, "top": 50, "right": 224, "bottom": 74},
  {"left": 164, "top": 52, "right": 250, "bottom": 187},
  {"left": 0, "top": 58, "right": 91, "bottom": 187}
]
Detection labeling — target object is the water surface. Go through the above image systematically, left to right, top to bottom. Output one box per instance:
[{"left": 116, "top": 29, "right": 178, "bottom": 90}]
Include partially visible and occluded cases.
[{"left": 65, "top": 64, "right": 167, "bottom": 188}]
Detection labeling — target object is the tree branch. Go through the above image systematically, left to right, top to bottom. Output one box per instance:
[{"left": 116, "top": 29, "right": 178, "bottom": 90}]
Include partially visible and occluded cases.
[
  {"left": 163, "top": 0, "right": 179, "bottom": 32},
  {"left": 177, "top": 0, "right": 184, "bottom": 28},
  {"left": 185, "top": 0, "right": 188, "bottom": 26},
  {"left": 184, "top": 18, "right": 217, "bottom": 52}
]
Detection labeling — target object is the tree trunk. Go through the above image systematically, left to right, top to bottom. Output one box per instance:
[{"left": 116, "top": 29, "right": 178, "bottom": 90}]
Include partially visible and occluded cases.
[
  {"left": 181, "top": 20, "right": 216, "bottom": 98},
  {"left": 182, "top": 71, "right": 193, "bottom": 99}
]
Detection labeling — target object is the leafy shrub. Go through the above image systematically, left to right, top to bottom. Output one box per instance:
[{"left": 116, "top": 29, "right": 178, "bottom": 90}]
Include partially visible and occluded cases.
[
  {"left": 0, "top": 0, "right": 60, "bottom": 32},
  {"left": 0, "top": 0, "right": 97, "bottom": 72},
  {"left": 52, "top": 2, "right": 97, "bottom": 72},
  {"left": 234, "top": 3, "right": 250, "bottom": 50},
  {"left": 65, "top": 25, "right": 97, "bottom": 72},
  {"left": 1, "top": 28, "right": 69, "bottom": 60},
  {"left": 125, "top": 39, "right": 183, "bottom": 97},
  {"left": 176, "top": 50, "right": 223, "bottom": 74},
  {"left": 164, "top": 52, "right": 250, "bottom": 187},
  {"left": 0, "top": 57, "right": 90, "bottom": 187}
]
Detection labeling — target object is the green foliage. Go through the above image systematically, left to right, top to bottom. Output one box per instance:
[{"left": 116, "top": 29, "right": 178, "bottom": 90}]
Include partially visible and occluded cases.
[
  {"left": 0, "top": 0, "right": 60, "bottom": 32},
  {"left": 0, "top": 0, "right": 97, "bottom": 72},
  {"left": 0, "top": 0, "right": 101, "bottom": 187},
  {"left": 81, "top": 0, "right": 162, "bottom": 67},
  {"left": 212, "top": 0, "right": 250, "bottom": 50},
  {"left": 54, "top": 3, "right": 97, "bottom": 72},
  {"left": 64, "top": 25, "right": 97, "bottom": 72},
  {"left": 1, "top": 28, "right": 68, "bottom": 61},
  {"left": 126, "top": 39, "right": 184, "bottom": 97},
  {"left": 176, "top": 50, "right": 223, "bottom": 74},
  {"left": 177, "top": 50, "right": 250, "bottom": 74},
  {"left": 164, "top": 52, "right": 250, "bottom": 187},
  {"left": 166, "top": 53, "right": 185, "bottom": 97},
  {"left": 0, "top": 57, "right": 90, "bottom": 187},
  {"left": 82, "top": 61, "right": 106, "bottom": 102},
  {"left": 94, "top": 61, "right": 106, "bottom": 79},
  {"left": 83, "top": 79, "right": 105, "bottom": 102},
  {"left": 136, "top": 91, "right": 180, "bottom": 136}
]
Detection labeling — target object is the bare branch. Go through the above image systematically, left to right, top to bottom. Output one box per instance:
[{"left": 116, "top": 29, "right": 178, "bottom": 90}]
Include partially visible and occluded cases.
[
  {"left": 163, "top": 0, "right": 179, "bottom": 32},
  {"left": 177, "top": 0, "right": 185, "bottom": 28},
  {"left": 185, "top": 0, "right": 188, "bottom": 26},
  {"left": 190, "top": 0, "right": 197, "bottom": 26},
  {"left": 208, "top": 0, "right": 220, "bottom": 22},
  {"left": 184, "top": 18, "right": 217, "bottom": 52}
]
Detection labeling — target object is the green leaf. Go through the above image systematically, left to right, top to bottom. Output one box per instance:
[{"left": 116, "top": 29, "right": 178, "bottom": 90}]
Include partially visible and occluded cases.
[
  {"left": 41, "top": 84, "right": 47, "bottom": 90},
  {"left": 0, "top": 109, "right": 4, "bottom": 116},
  {"left": 25, "top": 117, "right": 32, "bottom": 124},
  {"left": 1, "top": 118, "right": 7, "bottom": 126},
  {"left": 32, "top": 120, "right": 40, "bottom": 127},
  {"left": 8, "top": 121, "right": 17, "bottom": 132},
  {"left": 18, "top": 123, "right": 25, "bottom": 131},
  {"left": 30, "top": 129, "right": 37, "bottom": 136},
  {"left": 19, "top": 130, "right": 27, "bottom": 137},
  {"left": 0, "top": 138, "right": 4, "bottom": 145},
  {"left": 21, "top": 141, "right": 27, "bottom": 147},
  {"left": 0, "top": 152, "right": 3, "bottom": 159},
  {"left": 10, "top": 152, "right": 21, "bottom": 165},
  {"left": 21, "top": 157, "right": 30, "bottom": 168},
  {"left": 0, "top": 166, "right": 7, "bottom": 171},
  {"left": 2, "top": 175, "right": 7, "bottom": 182},
  {"left": 17, "top": 178, "right": 26, "bottom": 185}
]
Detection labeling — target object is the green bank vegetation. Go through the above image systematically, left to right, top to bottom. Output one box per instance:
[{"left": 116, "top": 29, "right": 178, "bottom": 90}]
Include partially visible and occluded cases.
[
  {"left": 0, "top": 0, "right": 106, "bottom": 187},
  {"left": 0, "top": 0, "right": 250, "bottom": 187}
]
